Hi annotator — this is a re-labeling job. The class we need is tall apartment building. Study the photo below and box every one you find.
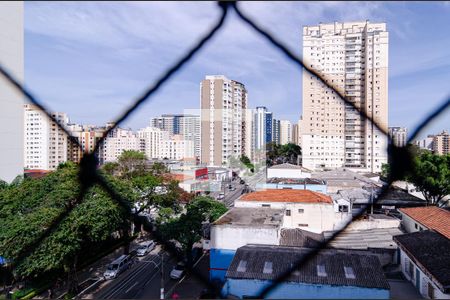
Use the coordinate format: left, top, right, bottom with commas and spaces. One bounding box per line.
137, 126, 169, 159
180, 115, 200, 159
150, 114, 183, 135
300, 21, 388, 172
388, 127, 407, 147
279, 120, 293, 145
292, 123, 299, 145
101, 127, 141, 163
272, 119, 281, 145
160, 134, 195, 160
24, 104, 68, 170
253, 106, 273, 151
200, 75, 248, 166
432, 130, 449, 155
67, 124, 106, 162
0, 2, 23, 182
413, 135, 434, 152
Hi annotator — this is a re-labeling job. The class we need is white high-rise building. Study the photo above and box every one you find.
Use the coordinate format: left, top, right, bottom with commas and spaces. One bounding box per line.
137, 126, 169, 159
253, 106, 274, 151
300, 21, 388, 172
160, 134, 194, 160
101, 127, 141, 163
200, 75, 248, 166
180, 115, 200, 159
388, 127, 407, 148
0, 2, 23, 182
24, 104, 68, 170
279, 120, 293, 145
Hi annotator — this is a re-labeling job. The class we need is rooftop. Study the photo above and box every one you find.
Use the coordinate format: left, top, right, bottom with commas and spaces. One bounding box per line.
269, 163, 311, 172
226, 245, 390, 290
324, 227, 403, 250
239, 189, 332, 204
312, 168, 381, 189
394, 231, 450, 292
399, 206, 450, 239
280, 228, 324, 248
212, 207, 283, 227
265, 177, 326, 185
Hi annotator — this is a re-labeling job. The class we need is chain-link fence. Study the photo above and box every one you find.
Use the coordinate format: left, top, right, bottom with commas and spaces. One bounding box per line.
1, 1, 449, 298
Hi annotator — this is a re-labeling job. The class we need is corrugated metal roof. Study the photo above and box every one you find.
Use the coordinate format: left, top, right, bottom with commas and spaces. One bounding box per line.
226, 245, 390, 290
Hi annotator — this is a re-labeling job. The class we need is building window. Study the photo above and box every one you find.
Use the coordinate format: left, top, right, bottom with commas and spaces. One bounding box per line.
263, 261, 273, 274
237, 260, 247, 272
262, 204, 271, 208
298, 224, 308, 227
298, 209, 304, 214
317, 265, 327, 277
286, 210, 291, 216
344, 266, 356, 279
338, 205, 349, 212
415, 223, 418, 229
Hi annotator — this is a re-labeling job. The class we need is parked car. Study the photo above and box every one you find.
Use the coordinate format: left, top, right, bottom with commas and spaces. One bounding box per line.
103, 255, 132, 279
136, 240, 156, 256
217, 193, 225, 200
170, 262, 186, 280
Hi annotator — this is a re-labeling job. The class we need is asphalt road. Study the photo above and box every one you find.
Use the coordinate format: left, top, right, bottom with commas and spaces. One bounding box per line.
93, 245, 179, 299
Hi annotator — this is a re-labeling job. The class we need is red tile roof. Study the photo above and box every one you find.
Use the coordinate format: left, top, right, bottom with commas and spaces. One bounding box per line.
399, 206, 450, 239
240, 189, 332, 204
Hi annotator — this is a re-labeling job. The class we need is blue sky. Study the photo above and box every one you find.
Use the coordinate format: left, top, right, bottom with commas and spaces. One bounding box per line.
23, 1, 449, 140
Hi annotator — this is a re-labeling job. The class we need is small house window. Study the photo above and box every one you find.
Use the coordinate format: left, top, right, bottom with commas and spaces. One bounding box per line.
298, 224, 308, 227
338, 205, 349, 212
237, 260, 247, 272
317, 265, 327, 277
286, 210, 291, 216
263, 261, 273, 274
415, 223, 418, 229
344, 266, 356, 279
298, 209, 305, 213
262, 204, 271, 208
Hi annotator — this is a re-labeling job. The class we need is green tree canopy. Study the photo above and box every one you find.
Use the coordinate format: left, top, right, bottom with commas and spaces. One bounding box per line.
116, 150, 147, 179
0, 162, 134, 286
406, 152, 450, 206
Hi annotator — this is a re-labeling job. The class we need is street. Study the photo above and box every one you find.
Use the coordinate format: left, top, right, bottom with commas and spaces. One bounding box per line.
88, 245, 179, 299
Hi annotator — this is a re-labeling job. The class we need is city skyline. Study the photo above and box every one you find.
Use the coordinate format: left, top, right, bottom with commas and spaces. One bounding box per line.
23, 2, 450, 140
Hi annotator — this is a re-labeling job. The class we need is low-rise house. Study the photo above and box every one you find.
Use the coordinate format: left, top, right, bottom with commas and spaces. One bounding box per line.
209, 207, 284, 281
312, 168, 381, 193
267, 163, 312, 179
235, 189, 335, 233
222, 245, 390, 299
256, 177, 327, 193
398, 206, 450, 238
394, 231, 450, 299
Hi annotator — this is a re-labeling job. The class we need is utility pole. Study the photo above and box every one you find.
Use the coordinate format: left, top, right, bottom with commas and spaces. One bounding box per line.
160, 253, 164, 300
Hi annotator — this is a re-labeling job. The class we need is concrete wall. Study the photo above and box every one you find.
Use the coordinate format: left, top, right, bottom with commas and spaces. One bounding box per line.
0, 2, 23, 182
210, 225, 280, 250
399, 249, 449, 299
399, 212, 427, 233
222, 278, 390, 299
346, 216, 400, 231
267, 168, 311, 179
234, 201, 335, 233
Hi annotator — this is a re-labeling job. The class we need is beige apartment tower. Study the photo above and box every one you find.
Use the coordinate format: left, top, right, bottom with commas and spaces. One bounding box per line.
299, 21, 388, 173
200, 75, 248, 166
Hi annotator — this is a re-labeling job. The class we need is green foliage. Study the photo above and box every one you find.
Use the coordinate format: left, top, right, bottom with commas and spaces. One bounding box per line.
406, 152, 450, 206
158, 197, 227, 256
0, 163, 133, 280
116, 150, 147, 179
266, 142, 301, 166
381, 163, 390, 180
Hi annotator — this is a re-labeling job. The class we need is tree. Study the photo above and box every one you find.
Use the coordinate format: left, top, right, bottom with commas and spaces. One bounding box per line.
116, 150, 147, 179
265, 142, 301, 166
0, 162, 134, 292
158, 197, 227, 265
381, 163, 390, 180
406, 152, 450, 206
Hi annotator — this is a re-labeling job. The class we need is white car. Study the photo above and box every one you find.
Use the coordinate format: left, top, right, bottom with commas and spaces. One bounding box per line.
170, 262, 186, 280
217, 193, 225, 200
104, 255, 132, 280
136, 240, 156, 256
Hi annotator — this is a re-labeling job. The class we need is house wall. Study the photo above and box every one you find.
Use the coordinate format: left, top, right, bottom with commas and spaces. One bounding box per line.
222, 278, 390, 299
267, 168, 311, 179
256, 183, 327, 193
209, 225, 280, 282
234, 201, 335, 233
399, 249, 449, 299
399, 212, 428, 233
